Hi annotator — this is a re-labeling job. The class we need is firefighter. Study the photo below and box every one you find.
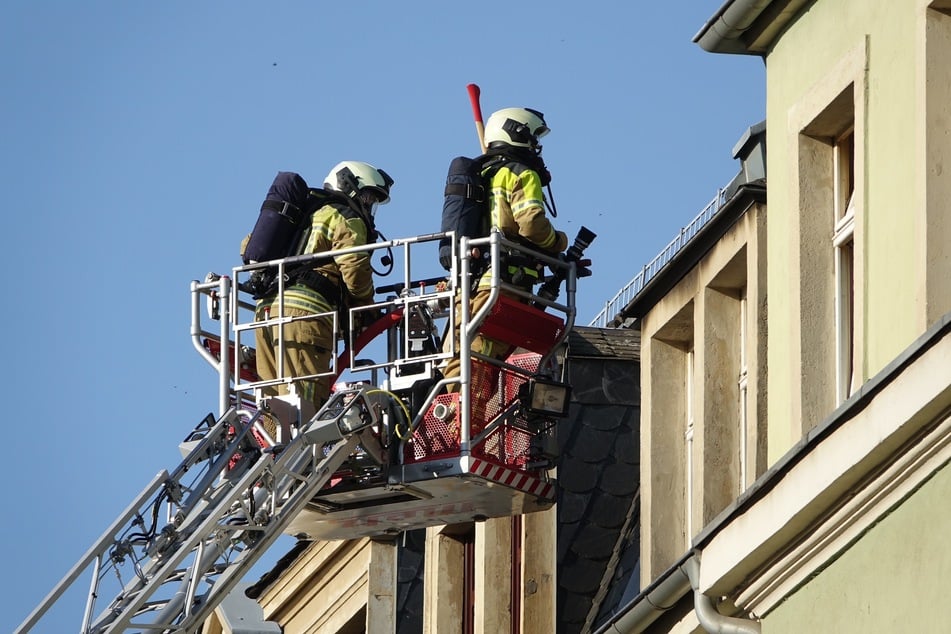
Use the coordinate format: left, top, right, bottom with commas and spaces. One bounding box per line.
252, 160, 394, 411
442, 107, 568, 407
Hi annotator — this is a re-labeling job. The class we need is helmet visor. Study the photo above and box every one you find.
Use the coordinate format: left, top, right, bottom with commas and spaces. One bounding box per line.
525, 108, 549, 140
359, 188, 388, 217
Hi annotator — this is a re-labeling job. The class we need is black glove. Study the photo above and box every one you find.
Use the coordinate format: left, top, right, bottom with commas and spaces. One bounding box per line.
552, 252, 592, 278
576, 257, 593, 278
351, 307, 386, 334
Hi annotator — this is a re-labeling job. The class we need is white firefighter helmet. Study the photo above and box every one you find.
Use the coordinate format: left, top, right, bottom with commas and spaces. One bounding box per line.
483, 107, 550, 151
324, 161, 394, 206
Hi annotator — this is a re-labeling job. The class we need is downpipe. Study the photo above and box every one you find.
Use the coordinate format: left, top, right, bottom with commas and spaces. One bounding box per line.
684, 555, 760, 634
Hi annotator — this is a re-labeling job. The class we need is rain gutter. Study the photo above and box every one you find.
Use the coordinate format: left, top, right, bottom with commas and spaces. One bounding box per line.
592, 553, 692, 633
693, 0, 814, 56
594, 553, 760, 634
693, 0, 775, 53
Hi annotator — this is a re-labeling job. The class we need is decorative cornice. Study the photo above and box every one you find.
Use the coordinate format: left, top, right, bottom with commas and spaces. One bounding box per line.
737, 410, 951, 616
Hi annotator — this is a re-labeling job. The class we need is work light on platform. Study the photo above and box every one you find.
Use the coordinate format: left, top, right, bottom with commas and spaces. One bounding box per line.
520, 377, 571, 417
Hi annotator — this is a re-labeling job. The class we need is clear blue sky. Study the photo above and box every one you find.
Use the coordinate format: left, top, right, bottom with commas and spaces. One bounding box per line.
2, 3, 763, 631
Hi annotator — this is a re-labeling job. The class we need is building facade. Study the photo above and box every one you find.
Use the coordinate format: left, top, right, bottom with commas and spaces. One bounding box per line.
597, 1, 951, 632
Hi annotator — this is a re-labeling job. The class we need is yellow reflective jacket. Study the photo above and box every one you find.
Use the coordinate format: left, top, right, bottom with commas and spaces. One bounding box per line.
243, 202, 374, 316
481, 161, 568, 288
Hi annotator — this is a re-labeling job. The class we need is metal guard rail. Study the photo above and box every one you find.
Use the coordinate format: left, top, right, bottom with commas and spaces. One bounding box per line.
588, 186, 728, 328
190, 229, 578, 424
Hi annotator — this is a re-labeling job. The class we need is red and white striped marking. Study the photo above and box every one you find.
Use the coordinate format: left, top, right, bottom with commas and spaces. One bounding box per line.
470, 459, 555, 499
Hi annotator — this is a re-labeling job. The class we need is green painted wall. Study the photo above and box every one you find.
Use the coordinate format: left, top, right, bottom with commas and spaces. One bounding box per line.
766, 461, 951, 632
860, 3, 918, 376
764, 0, 921, 463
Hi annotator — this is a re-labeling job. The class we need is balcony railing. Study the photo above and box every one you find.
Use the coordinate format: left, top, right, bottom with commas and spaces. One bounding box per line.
588, 186, 729, 328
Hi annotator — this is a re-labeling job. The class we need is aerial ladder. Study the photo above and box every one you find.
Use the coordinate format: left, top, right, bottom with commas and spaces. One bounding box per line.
16, 226, 594, 633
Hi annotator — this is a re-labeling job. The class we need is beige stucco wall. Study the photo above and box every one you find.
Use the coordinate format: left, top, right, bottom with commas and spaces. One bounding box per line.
765, 461, 951, 632
920, 5, 951, 325
640, 202, 767, 581
258, 539, 372, 632
764, 0, 927, 463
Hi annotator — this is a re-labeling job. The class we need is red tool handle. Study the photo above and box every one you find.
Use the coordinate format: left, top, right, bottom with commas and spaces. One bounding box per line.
467, 83, 487, 154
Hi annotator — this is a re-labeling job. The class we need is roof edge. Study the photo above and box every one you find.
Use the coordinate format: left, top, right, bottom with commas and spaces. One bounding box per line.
694, 0, 814, 56
693, 0, 772, 54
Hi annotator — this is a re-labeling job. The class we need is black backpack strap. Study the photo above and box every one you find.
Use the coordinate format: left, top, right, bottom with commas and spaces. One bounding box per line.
290, 268, 342, 304
260, 199, 306, 223
445, 180, 485, 201
249, 266, 342, 303
478, 155, 507, 203
443, 154, 506, 201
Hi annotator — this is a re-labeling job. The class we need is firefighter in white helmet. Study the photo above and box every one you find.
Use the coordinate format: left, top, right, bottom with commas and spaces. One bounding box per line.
480, 107, 566, 254
250, 161, 394, 411
443, 108, 568, 404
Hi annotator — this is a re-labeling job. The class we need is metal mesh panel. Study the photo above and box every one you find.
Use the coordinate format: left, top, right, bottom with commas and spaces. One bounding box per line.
472, 352, 540, 470
406, 353, 541, 469
474, 423, 533, 469
407, 353, 544, 471
410, 393, 461, 462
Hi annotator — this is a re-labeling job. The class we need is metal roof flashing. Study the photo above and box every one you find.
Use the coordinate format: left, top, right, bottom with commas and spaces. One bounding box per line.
733, 120, 766, 159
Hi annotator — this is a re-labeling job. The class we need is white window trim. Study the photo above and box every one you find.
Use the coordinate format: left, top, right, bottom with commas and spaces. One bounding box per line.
685, 349, 695, 544
738, 294, 749, 490
834, 194, 856, 404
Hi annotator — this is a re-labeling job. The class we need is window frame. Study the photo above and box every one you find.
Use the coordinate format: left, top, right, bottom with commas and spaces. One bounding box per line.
833, 128, 857, 404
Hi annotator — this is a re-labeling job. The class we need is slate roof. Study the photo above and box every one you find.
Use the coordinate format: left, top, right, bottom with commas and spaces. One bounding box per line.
395, 529, 426, 634
565, 326, 641, 360
558, 327, 641, 633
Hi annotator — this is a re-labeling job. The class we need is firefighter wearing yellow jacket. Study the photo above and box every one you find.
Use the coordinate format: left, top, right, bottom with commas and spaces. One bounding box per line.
252, 161, 393, 410
443, 108, 567, 391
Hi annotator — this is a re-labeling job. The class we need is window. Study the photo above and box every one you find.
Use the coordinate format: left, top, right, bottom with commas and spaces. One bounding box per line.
833, 129, 856, 403
797, 73, 861, 424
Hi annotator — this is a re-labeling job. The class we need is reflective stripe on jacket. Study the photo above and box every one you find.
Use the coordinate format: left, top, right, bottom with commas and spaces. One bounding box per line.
257, 202, 373, 317
480, 161, 568, 289
488, 162, 567, 252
